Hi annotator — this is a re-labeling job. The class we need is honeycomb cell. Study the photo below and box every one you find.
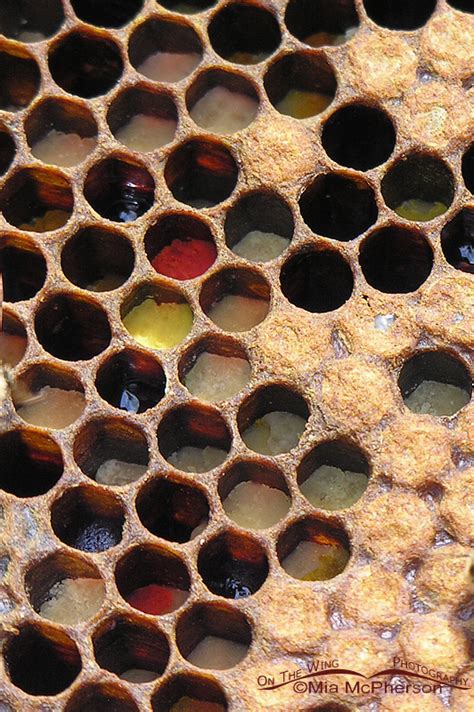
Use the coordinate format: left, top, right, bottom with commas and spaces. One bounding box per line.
35, 293, 111, 361
200, 267, 270, 332
96, 348, 166, 414
65, 683, 139, 712
4, 623, 81, 695
0, 235, 46, 302
363, 0, 436, 30
441, 208, 474, 273
165, 138, 238, 208
278, 517, 350, 581
322, 103, 396, 170
264, 52, 336, 119
0, 309, 27, 366
0, 45, 40, 111
399, 613, 469, 676
70, 0, 143, 28
49, 31, 124, 98
359, 226, 433, 293
462, 144, 474, 193
208, 3, 281, 64
159, 0, 216, 13
285, 0, 358, 47
152, 673, 227, 712
447, 0, 474, 10
440, 467, 474, 543
0, 0, 64, 41
0, 428, 63, 497
0, 125, 15, 175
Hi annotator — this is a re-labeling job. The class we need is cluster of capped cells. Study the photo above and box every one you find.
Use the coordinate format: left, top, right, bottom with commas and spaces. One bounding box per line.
0, 0, 473, 710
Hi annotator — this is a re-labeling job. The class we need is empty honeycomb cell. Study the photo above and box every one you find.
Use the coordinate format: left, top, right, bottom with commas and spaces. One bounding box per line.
299, 172, 378, 240
0, 235, 46, 302
129, 17, 202, 82
208, 3, 280, 64
362, 0, 436, 30
152, 672, 227, 712
285, 0, 358, 47
12, 362, 85, 429
71, 0, 143, 28
359, 226, 433, 293
115, 544, 190, 615
0, 309, 27, 366
447, 0, 474, 10
237, 383, 309, 455
218, 460, 291, 529
200, 267, 270, 331
145, 213, 217, 280
158, 403, 231, 472
176, 602, 251, 669
164, 138, 238, 208
108, 86, 178, 154
441, 208, 474, 273
0, 0, 64, 41
0, 428, 63, 497
0, 166, 73, 232
322, 103, 396, 170
0, 125, 15, 174
277, 517, 350, 581
61, 226, 135, 292
95, 348, 166, 414
93, 614, 169, 684
462, 143, 474, 192
297, 439, 370, 511
280, 248, 354, 313
48, 31, 124, 98
4, 623, 82, 695
25, 550, 105, 625
0, 45, 40, 111
35, 293, 111, 360
264, 52, 336, 119
398, 350, 472, 416
225, 191, 293, 262
160, 0, 216, 13
51, 485, 125, 553
136, 477, 210, 543
84, 155, 155, 223
65, 683, 139, 712
187, 69, 259, 135
381, 153, 455, 221
24, 97, 98, 168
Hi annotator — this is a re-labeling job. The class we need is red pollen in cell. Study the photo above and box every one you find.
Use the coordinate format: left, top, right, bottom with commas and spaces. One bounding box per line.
152, 238, 216, 279
125, 584, 174, 615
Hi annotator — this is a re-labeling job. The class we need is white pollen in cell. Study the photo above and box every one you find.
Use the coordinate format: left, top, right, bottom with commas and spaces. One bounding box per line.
187, 636, 247, 669
223, 481, 290, 529
16, 386, 85, 429
116, 114, 176, 152
184, 352, 251, 402
242, 411, 306, 455
300, 465, 368, 510
405, 380, 470, 416
168, 445, 227, 472
95, 459, 148, 486
32, 129, 96, 167
119, 669, 158, 683
232, 230, 290, 262
138, 51, 201, 82
190, 86, 258, 134
39, 578, 105, 624
209, 295, 269, 332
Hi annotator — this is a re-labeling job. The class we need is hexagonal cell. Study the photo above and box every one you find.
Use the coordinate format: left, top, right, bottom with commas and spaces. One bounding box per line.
297, 440, 370, 510
0, 0, 64, 41
12, 362, 85, 429
0, 166, 73, 231
462, 144, 473, 193
179, 334, 251, 403
299, 172, 377, 240
0, 45, 40, 111
165, 138, 238, 208
176, 603, 251, 669
51, 485, 125, 553
265, 52, 336, 119
399, 351, 472, 417
115, 544, 190, 615
93, 615, 169, 684
381, 154, 455, 222
277, 517, 351, 581
285, 0, 358, 47
74, 417, 149, 487
121, 284, 194, 350
200, 267, 270, 332
281, 248, 353, 313
96, 348, 166, 414
363, 0, 436, 29
225, 191, 293, 263
84, 155, 155, 223
3, 623, 81, 695
25, 550, 105, 625
218, 460, 291, 529
237, 384, 309, 456
0, 429, 63, 497
70, 0, 143, 27
48, 31, 124, 98
198, 530, 269, 598
152, 673, 227, 712
158, 403, 231, 472
25, 97, 98, 168
0, 235, 46, 302
145, 213, 217, 280
0, 125, 15, 175
322, 103, 396, 170
208, 3, 281, 64
35, 293, 111, 361
0, 309, 27, 366
441, 208, 474, 274
359, 226, 433, 293
61, 226, 135, 292
65, 683, 139, 712
129, 18, 202, 82
136, 477, 210, 543
187, 69, 259, 135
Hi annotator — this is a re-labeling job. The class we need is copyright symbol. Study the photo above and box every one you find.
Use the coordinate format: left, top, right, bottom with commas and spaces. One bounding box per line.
293, 681, 307, 694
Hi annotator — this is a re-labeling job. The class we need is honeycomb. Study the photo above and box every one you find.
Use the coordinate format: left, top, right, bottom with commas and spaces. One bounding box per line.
0, 0, 472, 710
